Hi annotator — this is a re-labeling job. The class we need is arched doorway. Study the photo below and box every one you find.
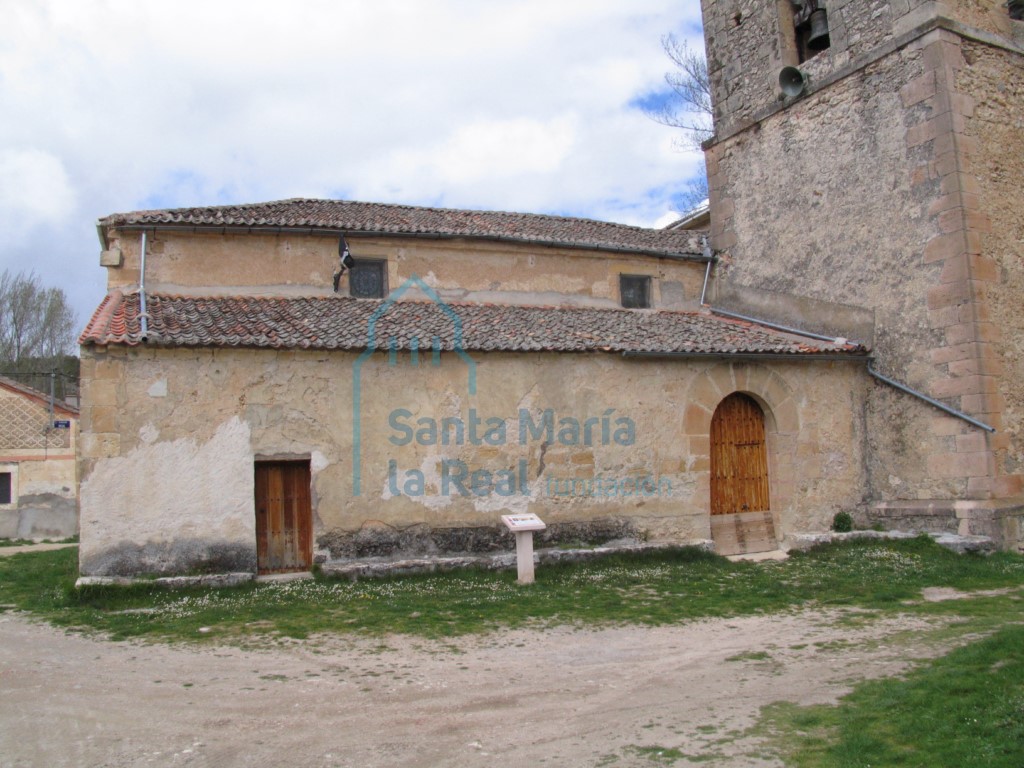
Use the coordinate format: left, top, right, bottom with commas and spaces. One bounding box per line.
709, 393, 777, 555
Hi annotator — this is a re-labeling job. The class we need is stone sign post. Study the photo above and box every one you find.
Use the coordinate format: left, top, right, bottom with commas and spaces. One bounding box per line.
501, 514, 547, 584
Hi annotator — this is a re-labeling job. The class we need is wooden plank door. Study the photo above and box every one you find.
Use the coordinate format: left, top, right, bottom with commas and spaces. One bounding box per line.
709, 393, 776, 555
255, 461, 312, 574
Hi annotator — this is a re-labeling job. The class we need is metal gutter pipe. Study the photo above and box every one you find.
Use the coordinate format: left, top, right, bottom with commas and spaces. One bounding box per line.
710, 306, 855, 345
139, 231, 149, 342
699, 235, 714, 307
621, 351, 863, 362
868, 365, 995, 433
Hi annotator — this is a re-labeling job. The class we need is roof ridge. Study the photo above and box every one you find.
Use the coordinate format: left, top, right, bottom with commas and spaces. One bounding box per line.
95, 199, 706, 260
107, 197, 675, 231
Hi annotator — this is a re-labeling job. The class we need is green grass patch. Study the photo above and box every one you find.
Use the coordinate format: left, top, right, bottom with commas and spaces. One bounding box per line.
0, 535, 78, 547
760, 622, 1024, 766
0, 535, 1023, 644
725, 650, 772, 662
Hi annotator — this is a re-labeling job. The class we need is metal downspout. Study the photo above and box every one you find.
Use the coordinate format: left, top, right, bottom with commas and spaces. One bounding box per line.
139, 231, 149, 342
710, 306, 847, 344
867, 366, 995, 433
699, 235, 713, 306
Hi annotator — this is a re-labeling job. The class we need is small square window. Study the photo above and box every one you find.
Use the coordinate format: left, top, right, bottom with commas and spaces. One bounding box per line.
0, 472, 11, 505
620, 275, 652, 309
349, 259, 387, 299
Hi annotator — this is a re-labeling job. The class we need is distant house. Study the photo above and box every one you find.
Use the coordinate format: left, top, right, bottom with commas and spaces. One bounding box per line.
0, 376, 78, 539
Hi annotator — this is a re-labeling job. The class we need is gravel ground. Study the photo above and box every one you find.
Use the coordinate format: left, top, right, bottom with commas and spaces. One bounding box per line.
0, 605, 954, 767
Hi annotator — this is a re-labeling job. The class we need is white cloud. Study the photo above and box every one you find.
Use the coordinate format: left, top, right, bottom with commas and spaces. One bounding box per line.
0, 0, 707, 324
0, 149, 77, 243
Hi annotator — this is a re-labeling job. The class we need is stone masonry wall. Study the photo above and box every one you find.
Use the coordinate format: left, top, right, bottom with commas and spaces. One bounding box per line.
78, 345, 866, 575
955, 39, 1024, 492
705, 14, 1023, 502
101, 230, 707, 311
701, 0, 1019, 141
701, 0, 939, 138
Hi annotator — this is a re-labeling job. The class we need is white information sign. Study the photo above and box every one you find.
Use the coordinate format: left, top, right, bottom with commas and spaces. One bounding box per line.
500, 513, 547, 532
501, 514, 546, 584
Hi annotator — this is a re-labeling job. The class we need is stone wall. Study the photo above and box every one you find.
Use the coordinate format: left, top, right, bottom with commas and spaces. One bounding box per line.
705, 14, 1024, 504
701, 0, 940, 138
956, 38, 1024, 490
701, 0, 1021, 141
101, 229, 707, 311
78, 345, 866, 575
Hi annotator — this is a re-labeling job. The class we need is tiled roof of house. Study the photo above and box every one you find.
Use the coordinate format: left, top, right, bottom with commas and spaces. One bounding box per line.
80, 291, 869, 358
0, 375, 79, 415
98, 198, 705, 259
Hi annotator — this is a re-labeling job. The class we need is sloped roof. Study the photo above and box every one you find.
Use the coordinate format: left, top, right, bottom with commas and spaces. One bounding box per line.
80, 291, 869, 358
0, 375, 79, 416
98, 198, 705, 260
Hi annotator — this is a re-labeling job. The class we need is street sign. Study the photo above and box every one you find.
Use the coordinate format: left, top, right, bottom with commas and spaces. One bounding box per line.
53, 420, 71, 429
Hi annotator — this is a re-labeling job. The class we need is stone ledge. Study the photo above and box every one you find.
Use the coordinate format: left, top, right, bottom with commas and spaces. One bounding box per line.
75, 572, 255, 589
785, 530, 996, 554
73, 542, 718, 588
322, 541, 715, 581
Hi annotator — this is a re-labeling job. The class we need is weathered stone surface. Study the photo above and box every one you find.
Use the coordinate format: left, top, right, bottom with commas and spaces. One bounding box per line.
703, 0, 1024, 511
79, 340, 867, 575
320, 541, 714, 581
318, 519, 644, 560
79, 539, 257, 578
784, 529, 996, 554
75, 572, 254, 589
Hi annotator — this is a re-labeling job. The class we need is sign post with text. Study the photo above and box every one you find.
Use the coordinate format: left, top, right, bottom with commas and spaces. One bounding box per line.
501, 514, 547, 584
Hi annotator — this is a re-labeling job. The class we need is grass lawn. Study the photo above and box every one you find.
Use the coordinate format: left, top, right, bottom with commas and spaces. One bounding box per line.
1, 535, 1022, 644
2, 536, 1023, 765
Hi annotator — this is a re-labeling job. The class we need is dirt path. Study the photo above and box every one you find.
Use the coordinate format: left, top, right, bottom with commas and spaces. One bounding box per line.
0, 608, 950, 767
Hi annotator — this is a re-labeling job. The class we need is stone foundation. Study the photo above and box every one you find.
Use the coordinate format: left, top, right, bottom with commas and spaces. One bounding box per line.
316, 518, 641, 561
867, 497, 1024, 553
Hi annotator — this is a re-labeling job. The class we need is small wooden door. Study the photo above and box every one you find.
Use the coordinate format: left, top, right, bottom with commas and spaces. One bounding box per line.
255, 461, 312, 574
709, 393, 776, 555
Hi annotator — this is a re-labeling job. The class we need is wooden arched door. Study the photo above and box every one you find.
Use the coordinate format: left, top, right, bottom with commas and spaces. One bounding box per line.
709, 393, 777, 555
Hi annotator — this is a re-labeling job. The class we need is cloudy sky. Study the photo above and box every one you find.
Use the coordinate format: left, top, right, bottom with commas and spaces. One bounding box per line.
0, 0, 707, 327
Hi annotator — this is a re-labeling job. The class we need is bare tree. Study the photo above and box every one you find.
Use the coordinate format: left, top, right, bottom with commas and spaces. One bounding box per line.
646, 34, 713, 150
0, 270, 77, 365
676, 174, 710, 216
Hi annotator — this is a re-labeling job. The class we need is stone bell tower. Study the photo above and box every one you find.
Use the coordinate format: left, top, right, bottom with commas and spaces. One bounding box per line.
699, 0, 1024, 543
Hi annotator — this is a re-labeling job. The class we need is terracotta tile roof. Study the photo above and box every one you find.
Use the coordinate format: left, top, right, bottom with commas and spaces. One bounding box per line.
80, 291, 869, 358
98, 198, 705, 260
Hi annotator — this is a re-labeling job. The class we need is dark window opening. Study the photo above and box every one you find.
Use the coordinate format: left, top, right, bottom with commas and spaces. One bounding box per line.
349, 259, 387, 299
794, 1, 830, 62
1010, 0, 1024, 21
620, 275, 652, 309
0, 473, 11, 505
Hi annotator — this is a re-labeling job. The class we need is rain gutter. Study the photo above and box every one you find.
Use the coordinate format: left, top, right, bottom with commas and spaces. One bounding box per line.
867, 366, 995, 433
701, 265, 995, 432
620, 351, 863, 362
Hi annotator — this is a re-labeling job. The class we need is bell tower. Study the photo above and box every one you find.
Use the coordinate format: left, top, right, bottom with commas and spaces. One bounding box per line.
700, 0, 1024, 540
